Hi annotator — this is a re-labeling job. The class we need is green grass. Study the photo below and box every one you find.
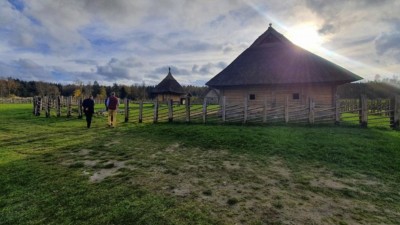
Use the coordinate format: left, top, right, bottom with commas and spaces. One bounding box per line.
1, 104, 400, 224
143, 123, 400, 180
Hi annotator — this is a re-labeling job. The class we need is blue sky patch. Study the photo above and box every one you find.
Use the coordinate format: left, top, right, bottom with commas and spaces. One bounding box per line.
7, 0, 24, 12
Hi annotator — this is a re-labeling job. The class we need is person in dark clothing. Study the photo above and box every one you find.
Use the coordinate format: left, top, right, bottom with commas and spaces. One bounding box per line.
82, 95, 95, 128
104, 98, 108, 111
106, 92, 119, 128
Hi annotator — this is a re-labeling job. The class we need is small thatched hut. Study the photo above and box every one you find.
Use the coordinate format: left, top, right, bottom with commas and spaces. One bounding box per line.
152, 68, 185, 103
206, 24, 362, 107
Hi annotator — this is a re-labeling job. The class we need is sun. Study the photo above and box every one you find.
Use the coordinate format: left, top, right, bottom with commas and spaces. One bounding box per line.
287, 24, 325, 51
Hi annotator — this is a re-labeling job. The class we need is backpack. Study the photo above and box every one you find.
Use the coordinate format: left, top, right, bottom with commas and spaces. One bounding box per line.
107, 96, 118, 110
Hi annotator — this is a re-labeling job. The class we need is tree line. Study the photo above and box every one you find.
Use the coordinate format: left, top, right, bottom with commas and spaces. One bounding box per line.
2, 76, 399, 100
0, 77, 208, 100
337, 76, 400, 99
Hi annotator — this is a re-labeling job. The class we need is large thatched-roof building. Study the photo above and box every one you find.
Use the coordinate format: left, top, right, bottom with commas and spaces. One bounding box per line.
206, 24, 362, 107
152, 68, 185, 103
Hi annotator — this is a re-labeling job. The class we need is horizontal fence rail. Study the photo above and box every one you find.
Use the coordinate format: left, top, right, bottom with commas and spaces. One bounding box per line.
0, 97, 33, 104
29, 95, 400, 129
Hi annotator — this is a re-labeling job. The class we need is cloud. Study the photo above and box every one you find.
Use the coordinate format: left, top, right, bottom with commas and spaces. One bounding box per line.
97, 58, 130, 79
373, 17, 400, 63
70, 59, 98, 65
318, 23, 336, 35
0, 58, 52, 81
192, 62, 227, 75
95, 57, 144, 82
174, 40, 219, 53
120, 57, 144, 68
375, 32, 400, 62
304, 0, 399, 37
1, 0, 400, 85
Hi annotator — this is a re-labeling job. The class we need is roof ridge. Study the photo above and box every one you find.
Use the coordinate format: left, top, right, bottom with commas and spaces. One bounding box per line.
249, 26, 292, 48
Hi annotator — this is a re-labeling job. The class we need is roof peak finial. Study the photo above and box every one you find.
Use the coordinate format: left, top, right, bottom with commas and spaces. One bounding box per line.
269, 23, 272, 28
169, 67, 171, 73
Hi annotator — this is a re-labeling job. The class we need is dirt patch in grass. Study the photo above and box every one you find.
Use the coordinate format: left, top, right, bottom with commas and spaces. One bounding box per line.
103, 140, 121, 147
61, 143, 396, 224
310, 177, 354, 190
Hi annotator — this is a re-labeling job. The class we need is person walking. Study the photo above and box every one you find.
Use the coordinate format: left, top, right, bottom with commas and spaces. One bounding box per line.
106, 92, 119, 128
82, 95, 95, 128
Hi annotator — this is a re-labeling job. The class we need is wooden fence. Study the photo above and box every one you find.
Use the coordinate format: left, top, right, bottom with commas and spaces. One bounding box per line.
32, 95, 400, 129
0, 97, 33, 104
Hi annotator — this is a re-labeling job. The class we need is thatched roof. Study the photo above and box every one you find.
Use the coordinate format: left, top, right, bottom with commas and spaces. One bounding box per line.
152, 68, 185, 94
206, 25, 362, 88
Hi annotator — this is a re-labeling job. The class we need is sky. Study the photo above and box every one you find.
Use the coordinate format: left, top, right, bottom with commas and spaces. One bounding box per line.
1, 0, 400, 86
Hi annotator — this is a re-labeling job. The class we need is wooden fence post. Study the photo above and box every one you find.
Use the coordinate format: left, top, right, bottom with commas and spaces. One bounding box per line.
202, 98, 207, 124
308, 97, 315, 124
359, 95, 368, 127
45, 96, 51, 118
243, 96, 248, 124
39, 96, 44, 112
335, 94, 340, 125
35, 96, 41, 116
40, 96, 44, 111
124, 98, 129, 122
56, 96, 61, 117
263, 97, 267, 123
67, 96, 72, 117
139, 101, 143, 123
222, 96, 226, 123
390, 95, 400, 129
32, 96, 36, 114
186, 96, 191, 123
78, 98, 83, 119
168, 99, 173, 122
285, 95, 289, 123
153, 100, 158, 123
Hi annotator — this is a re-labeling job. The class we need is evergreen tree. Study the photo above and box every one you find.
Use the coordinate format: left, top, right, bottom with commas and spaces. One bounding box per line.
92, 81, 101, 97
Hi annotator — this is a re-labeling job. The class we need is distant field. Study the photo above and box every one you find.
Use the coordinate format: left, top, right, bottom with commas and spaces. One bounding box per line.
1, 104, 400, 224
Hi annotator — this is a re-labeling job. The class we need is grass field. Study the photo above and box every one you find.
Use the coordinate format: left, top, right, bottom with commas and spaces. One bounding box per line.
1, 104, 400, 225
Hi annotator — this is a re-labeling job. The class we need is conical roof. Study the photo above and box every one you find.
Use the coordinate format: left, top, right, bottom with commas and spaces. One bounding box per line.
152, 68, 185, 94
206, 25, 362, 88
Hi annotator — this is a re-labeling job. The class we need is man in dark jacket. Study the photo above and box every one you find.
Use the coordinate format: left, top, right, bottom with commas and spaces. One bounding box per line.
82, 95, 95, 128
106, 92, 119, 128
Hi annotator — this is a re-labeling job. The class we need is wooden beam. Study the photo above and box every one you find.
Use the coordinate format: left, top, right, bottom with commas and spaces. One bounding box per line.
243, 96, 248, 124
309, 97, 315, 124
222, 96, 226, 123
186, 96, 191, 123
202, 98, 207, 124
285, 95, 289, 123
67, 96, 72, 118
78, 98, 83, 119
391, 95, 400, 129
263, 97, 267, 123
153, 100, 158, 123
335, 94, 340, 125
168, 99, 173, 122
139, 101, 143, 123
359, 95, 368, 127
56, 96, 61, 117
124, 98, 129, 122
45, 96, 51, 118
